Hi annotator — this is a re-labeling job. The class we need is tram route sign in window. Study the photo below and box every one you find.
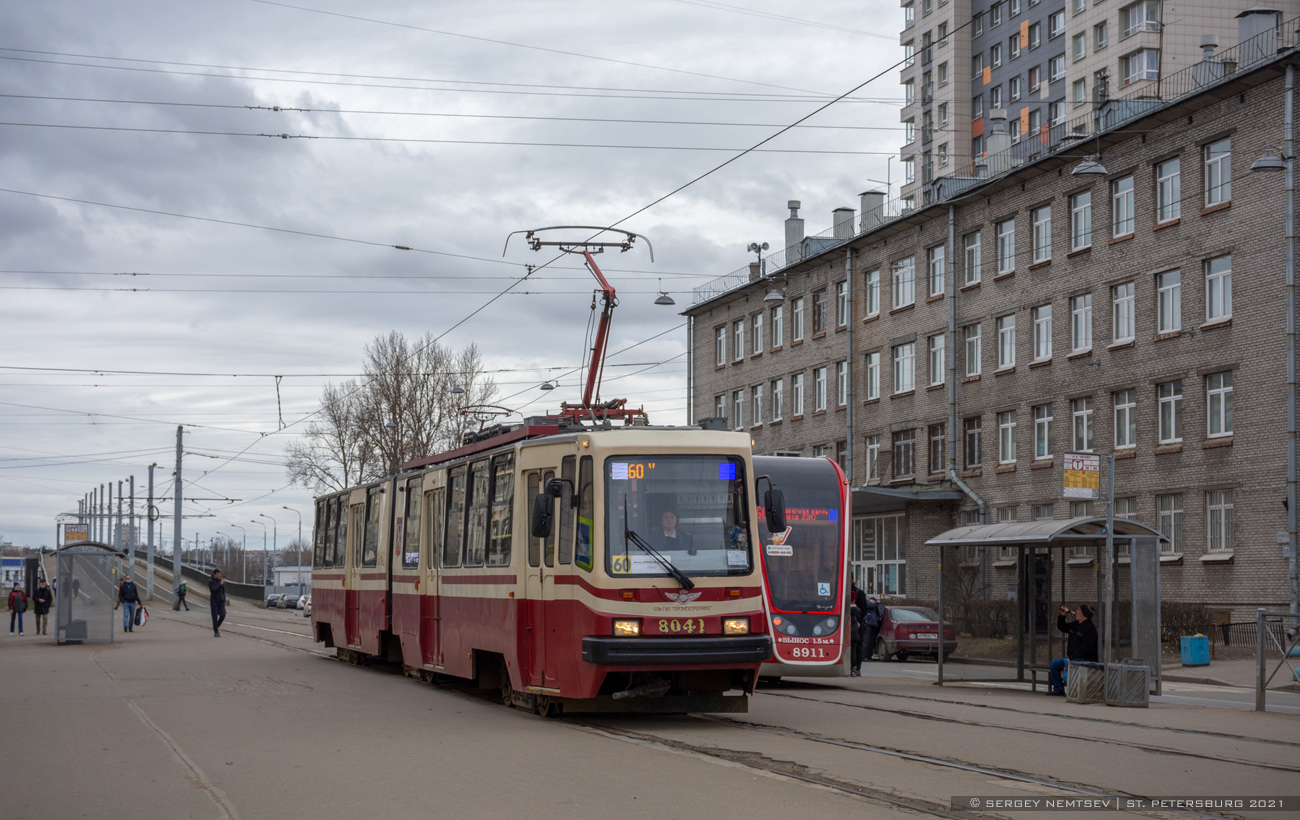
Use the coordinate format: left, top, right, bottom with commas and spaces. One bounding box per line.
1062, 451, 1100, 500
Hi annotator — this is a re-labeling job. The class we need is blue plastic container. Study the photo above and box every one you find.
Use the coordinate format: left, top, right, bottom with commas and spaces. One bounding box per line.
1180, 635, 1210, 667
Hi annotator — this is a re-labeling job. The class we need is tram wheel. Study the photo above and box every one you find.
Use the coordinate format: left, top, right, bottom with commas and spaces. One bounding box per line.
501, 673, 515, 707
535, 695, 561, 718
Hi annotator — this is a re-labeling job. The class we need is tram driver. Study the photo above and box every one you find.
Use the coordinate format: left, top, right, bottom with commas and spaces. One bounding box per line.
652, 509, 696, 555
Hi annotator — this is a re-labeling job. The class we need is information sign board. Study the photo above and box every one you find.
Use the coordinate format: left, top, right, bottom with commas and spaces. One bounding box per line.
1063, 452, 1101, 499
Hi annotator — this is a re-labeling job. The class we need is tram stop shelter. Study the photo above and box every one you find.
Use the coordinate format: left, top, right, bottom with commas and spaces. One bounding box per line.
55, 541, 128, 645
924, 518, 1166, 694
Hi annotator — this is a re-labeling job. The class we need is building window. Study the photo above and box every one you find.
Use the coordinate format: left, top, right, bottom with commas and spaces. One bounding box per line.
1049, 54, 1065, 81
1011, 0, 1021, 15
1158, 380, 1182, 443
1157, 270, 1181, 333
1072, 78, 1087, 106
938, 142, 949, 167
1112, 175, 1135, 236
812, 290, 827, 335
733, 320, 744, 361
893, 430, 916, 478
1206, 371, 1233, 437
865, 270, 880, 317
929, 334, 946, 386
1121, 48, 1159, 85
752, 384, 764, 425
1010, 76, 1022, 101
1112, 282, 1135, 343
1206, 490, 1234, 552
991, 3, 1002, 26
905, 157, 916, 184
964, 417, 982, 466
792, 372, 804, 415
1034, 403, 1053, 458
928, 245, 945, 296
973, 93, 984, 119
964, 231, 981, 285
792, 296, 804, 340
865, 351, 880, 400
814, 366, 828, 412
1032, 504, 1053, 521
714, 326, 725, 366
1204, 138, 1231, 206
991, 85, 1003, 108
1031, 205, 1052, 263
837, 361, 849, 406
1070, 193, 1092, 251
715, 395, 726, 424
772, 379, 783, 421
893, 343, 916, 393
904, 40, 915, 67
750, 313, 763, 355
1070, 503, 1094, 556
1032, 304, 1052, 360
1157, 493, 1183, 554
964, 323, 982, 376
771, 304, 783, 347
938, 62, 949, 86
893, 257, 916, 308
1155, 157, 1180, 223
733, 390, 744, 430
922, 424, 944, 474
1029, 65, 1040, 92
1049, 11, 1064, 38
1029, 22, 1041, 49
905, 80, 915, 106
1205, 255, 1232, 321
998, 410, 1018, 463
1071, 294, 1092, 351
1113, 388, 1136, 449
836, 280, 849, 327
1094, 21, 1108, 49
974, 12, 984, 36
904, 1, 914, 26
905, 118, 916, 145
1120, 0, 1160, 37
991, 42, 1003, 68
1072, 32, 1086, 61
1071, 397, 1094, 451
1050, 100, 1065, 125
996, 218, 1015, 274
1010, 34, 1022, 60
939, 20, 949, 41
997, 314, 1016, 369
866, 435, 880, 480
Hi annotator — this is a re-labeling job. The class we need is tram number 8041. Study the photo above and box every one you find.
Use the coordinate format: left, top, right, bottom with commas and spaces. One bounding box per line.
657, 618, 705, 634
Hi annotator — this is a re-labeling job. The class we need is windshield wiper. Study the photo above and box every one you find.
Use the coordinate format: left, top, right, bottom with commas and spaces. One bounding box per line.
623, 505, 695, 590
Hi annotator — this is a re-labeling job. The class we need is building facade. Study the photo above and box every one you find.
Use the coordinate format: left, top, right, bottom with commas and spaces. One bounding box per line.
690, 43, 1298, 620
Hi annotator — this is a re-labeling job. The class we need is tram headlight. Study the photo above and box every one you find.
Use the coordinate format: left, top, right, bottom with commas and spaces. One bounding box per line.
812, 616, 839, 636
723, 617, 750, 635
613, 619, 641, 637
771, 616, 799, 636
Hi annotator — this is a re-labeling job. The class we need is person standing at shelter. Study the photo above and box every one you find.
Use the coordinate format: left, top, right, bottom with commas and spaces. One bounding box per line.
118, 574, 141, 633
9, 582, 28, 635
209, 569, 227, 637
33, 578, 53, 636
1048, 603, 1099, 696
862, 595, 883, 661
174, 579, 190, 611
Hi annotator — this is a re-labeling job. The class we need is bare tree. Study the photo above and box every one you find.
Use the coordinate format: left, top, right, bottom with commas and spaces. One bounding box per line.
286, 333, 496, 492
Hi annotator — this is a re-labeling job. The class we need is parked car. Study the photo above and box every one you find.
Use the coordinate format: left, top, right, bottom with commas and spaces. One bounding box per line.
297, 594, 310, 611
302, 597, 311, 617
876, 606, 958, 661
279, 594, 300, 609
265, 593, 283, 608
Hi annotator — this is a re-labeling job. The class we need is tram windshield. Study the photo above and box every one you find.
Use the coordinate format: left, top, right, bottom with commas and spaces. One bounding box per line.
604, 455, 753, 578
755, 458, 844, 613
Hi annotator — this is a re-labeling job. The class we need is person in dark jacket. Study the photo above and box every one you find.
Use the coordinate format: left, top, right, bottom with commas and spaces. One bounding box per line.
849, 596, 864, 676
1048, 603, 1099, 695
33, 578, 53, 636
209, 569, 227, 637
118, 574, 141, 633
9, 582, 27, 635
173, 580, 190, 611
862, 595, 883, 661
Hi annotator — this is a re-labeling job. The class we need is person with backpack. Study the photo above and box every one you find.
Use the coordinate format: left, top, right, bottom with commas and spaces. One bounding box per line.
174, 580, 190, 611
118, 574, 141, 633
8, 582, 28, 635
862, 595, 884, 662
33, 579, 53, 635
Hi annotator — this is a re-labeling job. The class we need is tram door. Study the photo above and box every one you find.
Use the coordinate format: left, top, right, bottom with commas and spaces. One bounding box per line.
523, 469, 557, 687
422, 486, 445, 667
345, 502, 363, 647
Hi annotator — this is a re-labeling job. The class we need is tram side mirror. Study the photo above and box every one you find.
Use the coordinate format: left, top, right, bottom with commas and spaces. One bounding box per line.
764, 488, 787, 533
531, 493, 554, 539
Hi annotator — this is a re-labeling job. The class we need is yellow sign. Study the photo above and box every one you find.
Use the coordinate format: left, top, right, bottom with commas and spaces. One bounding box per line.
64, 525, 88, 543
1063, 452, 1101, 499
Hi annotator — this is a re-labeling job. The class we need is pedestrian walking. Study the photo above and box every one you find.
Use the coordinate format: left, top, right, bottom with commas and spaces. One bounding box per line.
118, 574, 141, 633
849, 593, 864, 676
209, 569, 227, 637
173, 580, 190, 611
1047, 603, 1099, 696
33, 578, 53, 636
8, 582, 28, 635
862, 595, 883, 661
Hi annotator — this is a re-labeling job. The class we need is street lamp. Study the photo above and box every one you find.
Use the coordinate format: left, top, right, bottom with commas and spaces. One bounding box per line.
282, 506, 304, 596
230, 523, 247, 583
251, 519, 267, 588
259, 513, 278, 590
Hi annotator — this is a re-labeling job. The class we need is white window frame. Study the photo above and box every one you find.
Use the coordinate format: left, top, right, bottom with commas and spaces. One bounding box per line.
865, 352, 880, 400
893, 257, 916, 308
964, 324, 982, 376
1049, 54, 1065, 81
1032, 304, 1052, 361
1071, 397, 1094, 451
714, 394, 726, 422
965, 417, 983, 466
996, 314, 1016, 369
733, 390, 744, 430
837, 361, 849, 406
792, 297, 805, 341
752, 384, 764, 425
996, 219, 1016, 275
893, 430, 916, 478
1071, 188, 1094, 249
1049, 10, 1064, 38
1157, 270, 1181, 333
865, 270, 881, 317
866, 435, 881, 480
1156, 157, 1181, 223
1206, 371, 1233, 438
1072, 78, 1087, 106
964, 232, 982, 285
771, 304, 783, 348
814, 366, 828, 412
1157, 493, 1183, 554
893, 343, 916, 394
1071, 294, 1092, 351
792, 372, 805, 416
1032, 205, 1052, 263
1033, 403, 1053, 458
772, 379, 784, 421
1158, 380, 1182, 444
733, 320, 745, 361
928, 245, 945, 297
1113, 388, 1136, 449
928, 334, 946, 386
1206, 490, 1234, 552
1205, 255, 1232, 321
1111, 282, 1135, 343
998, 410, 1018, 463
1111, 175, 1135, 237
836, 280, 849, 327
1204, 138, 1231, 206
1072, 32, 1086, 62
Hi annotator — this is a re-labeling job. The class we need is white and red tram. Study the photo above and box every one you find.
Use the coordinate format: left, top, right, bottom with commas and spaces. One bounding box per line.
310, 421, 784, 714
754, 455, 851, 678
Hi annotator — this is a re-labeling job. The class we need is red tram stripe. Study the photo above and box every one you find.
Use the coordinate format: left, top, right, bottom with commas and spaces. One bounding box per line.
440, 574, 517, 585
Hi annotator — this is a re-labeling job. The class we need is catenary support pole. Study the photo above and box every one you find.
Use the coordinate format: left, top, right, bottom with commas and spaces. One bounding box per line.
147, 463, 156, 600
1284, 64, 1297, 629
172, 426, 183, 584
1104, 453, 1115, 668
128, 475, 135, 559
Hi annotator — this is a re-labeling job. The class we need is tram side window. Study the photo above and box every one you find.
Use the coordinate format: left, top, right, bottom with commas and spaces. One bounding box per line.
362, 486, 382, 567
333, 498, 348, 567
324, 499, 338, 568
349, 504, 363, 567
527, 473, 541, 568
313, 501, 327, 568
464, 459, 491, 567
576, 455, 594, 571
426, 488, 444, 565
558, 456, 576, 565
444, 466, 467, 567
486, 453, 515, 567
543, 470, 556, 567
403, 476, 423, 569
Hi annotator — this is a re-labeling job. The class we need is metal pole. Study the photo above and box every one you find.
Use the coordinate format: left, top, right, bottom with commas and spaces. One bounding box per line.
1256, 608, 1267, 711
284, 506, 303, 596
172, 426, 183, 584
128, 476, 136, 558
147, 464, 155, 599
1284, 64, 1298, 629
1103, 452, 1115, 668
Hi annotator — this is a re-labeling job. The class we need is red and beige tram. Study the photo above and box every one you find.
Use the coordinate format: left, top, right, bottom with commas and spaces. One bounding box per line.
754, 455, 851, 678
309, 420, 784, 714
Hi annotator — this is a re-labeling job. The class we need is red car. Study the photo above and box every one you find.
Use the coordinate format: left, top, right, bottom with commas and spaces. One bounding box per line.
875, 606, 957, 661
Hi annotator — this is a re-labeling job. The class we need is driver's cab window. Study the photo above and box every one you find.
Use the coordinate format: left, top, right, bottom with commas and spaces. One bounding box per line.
558, 457, 576, 565
576, 456, 594, 571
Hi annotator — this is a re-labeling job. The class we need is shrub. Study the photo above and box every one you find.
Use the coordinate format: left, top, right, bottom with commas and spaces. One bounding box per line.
1161, 601, 1213, 644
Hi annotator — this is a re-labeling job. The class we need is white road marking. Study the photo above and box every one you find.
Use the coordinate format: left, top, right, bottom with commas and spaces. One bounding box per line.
230, 622, 312, 639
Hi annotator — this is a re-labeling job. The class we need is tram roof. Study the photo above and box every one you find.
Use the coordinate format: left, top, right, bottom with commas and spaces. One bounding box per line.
925, 517, 1167, 547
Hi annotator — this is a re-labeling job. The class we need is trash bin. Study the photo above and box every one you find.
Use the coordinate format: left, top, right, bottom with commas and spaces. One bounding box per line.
1179, 634, 1209, 667
1105, 659, 1150, 708
1066, 661, 1105, 704
62, 619, 87, 644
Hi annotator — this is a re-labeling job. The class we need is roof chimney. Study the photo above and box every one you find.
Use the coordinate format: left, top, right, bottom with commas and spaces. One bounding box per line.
859, 190, 886, 232
784, 200, 804, 250
1200, 34, 1219, 60
832, 207, 855, 239
984, 109, 1011, 175
1237, 8, 1281, 63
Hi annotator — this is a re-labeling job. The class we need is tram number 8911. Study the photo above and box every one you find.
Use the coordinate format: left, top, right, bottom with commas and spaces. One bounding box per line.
657, 618, 705, 634
787, 646, 829, 659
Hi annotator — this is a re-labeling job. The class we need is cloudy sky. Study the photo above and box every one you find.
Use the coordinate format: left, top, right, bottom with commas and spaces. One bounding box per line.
1, 0, 904, 549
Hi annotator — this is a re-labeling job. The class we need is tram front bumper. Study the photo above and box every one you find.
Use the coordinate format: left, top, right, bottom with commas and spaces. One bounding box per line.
582, 635, 772, 666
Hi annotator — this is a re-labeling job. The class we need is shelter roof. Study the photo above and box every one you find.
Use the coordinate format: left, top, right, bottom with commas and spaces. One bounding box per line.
925, 517, 1167, 547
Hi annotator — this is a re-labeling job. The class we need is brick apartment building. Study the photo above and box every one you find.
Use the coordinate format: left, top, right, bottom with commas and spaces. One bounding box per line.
686, 27, 1298, 619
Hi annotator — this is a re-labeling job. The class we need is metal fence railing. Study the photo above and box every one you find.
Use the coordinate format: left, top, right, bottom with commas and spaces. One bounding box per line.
1253, 610, 1300, 712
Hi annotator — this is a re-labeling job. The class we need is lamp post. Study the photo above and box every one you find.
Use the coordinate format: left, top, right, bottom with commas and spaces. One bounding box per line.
283, 506, 303, 596
251, 519, 267, 589
259, 513, 278, 590
230, 524, 247, 583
